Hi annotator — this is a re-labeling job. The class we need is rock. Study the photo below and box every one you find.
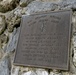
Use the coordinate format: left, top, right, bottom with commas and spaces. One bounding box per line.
0, 57, 10, 75
69, 39, 76, 74
7, 16, 20, 32
35, 0, 76, 10
50, 72, 62, 75
21, 71, 36, 75
73, 47, 76, 66
35, 69, 48, 75
4, 27, 20, 52
5, 10, 15, 32
14, 6, 26, 17
70, 61, 76, 74
0, 49, 4, 59
58, 0, 76, 9
36, 0, 61, 2
70, 15, 76, 74
11, 66, 49, 75
25, 1, 58, 15
0, 0, 19, 13
72, 35, 76, 67
0, 33, 8, 49
6, 14, 20, 32
62, 72, 69, 75
72, 12, 76, 33
20, 67, 31, 73
49, 70, 62, 75
11, 65, 36, 75
11, 65, 20, 75
25, 0, 76, 13
0, 15, 6, 35
20, 0, 35, 7
5, 6, 25, 32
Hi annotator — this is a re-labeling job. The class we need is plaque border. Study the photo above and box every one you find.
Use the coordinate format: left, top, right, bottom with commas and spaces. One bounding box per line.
13, 9, 72, 70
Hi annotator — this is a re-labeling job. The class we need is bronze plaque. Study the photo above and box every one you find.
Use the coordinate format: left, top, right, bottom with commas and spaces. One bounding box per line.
14, 10, 72, 70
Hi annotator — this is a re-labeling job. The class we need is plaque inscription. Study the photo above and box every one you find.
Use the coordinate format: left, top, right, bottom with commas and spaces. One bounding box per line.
14, 10, 72, 70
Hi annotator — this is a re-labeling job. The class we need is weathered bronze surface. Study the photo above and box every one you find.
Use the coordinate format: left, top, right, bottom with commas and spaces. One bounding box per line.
14, 10, 72, 70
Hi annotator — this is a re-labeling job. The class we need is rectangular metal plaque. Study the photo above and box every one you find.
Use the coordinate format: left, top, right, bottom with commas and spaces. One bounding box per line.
14, 10, 72, 70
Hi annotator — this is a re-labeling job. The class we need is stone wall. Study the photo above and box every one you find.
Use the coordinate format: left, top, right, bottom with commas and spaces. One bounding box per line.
0, 0, 76, 75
